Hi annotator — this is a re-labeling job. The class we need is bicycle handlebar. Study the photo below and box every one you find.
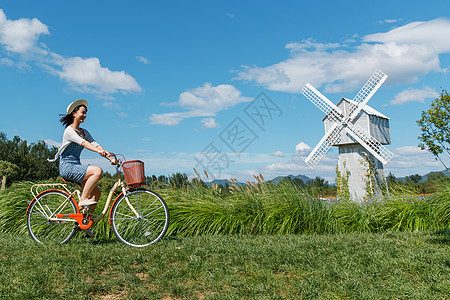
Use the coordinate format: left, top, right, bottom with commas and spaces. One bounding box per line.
108, 153, 125, 166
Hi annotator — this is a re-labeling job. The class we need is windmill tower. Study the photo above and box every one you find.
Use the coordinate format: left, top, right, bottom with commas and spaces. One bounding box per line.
301, 70, 394, 201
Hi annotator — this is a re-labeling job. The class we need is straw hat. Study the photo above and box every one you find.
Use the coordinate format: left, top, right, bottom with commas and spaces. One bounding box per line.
66, 99, 88, 114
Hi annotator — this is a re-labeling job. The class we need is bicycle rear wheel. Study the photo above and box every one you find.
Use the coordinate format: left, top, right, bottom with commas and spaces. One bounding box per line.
111, 188, 169, 247
27, 190, 78, 244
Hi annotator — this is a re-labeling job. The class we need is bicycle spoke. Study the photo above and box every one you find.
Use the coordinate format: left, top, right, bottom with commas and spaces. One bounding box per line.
142, 205, 164, 219
114, 211, 135, 219
111, 189, 169, 247
27, 191, 77, 245
138, 198, 159, 216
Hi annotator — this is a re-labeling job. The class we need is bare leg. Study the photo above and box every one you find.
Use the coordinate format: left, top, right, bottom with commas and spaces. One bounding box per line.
79, 166, 102, 237
87, 185, 101, 214
81, 166, 102, 203
89, 185, 101, 202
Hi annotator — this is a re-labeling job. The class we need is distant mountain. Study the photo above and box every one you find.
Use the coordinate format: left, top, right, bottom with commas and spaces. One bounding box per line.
205, 169, 448, 187
421, 169, 450, 181
206, 174, 314, 186
269, 174, 313, 185
395, 169, 449, 182
206, 179, 246, 186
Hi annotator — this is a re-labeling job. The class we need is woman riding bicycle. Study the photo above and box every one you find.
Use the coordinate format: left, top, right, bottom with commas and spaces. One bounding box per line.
49, 99, 113, 217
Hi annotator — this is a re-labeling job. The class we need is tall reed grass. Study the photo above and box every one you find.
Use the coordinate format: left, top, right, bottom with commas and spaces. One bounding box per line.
0, 179, 449, 238
165, 179, 450, 236
0, 181, 114, 239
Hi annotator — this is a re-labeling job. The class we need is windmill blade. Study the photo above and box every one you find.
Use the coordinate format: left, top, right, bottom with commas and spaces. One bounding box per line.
349, 70, 388, 120
301, 83, 343, 117
344, 123, 394, 165
305, 122, 342, 168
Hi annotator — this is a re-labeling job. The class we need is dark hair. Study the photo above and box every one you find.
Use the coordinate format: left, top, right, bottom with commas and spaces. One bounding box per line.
59, 105, 87, 128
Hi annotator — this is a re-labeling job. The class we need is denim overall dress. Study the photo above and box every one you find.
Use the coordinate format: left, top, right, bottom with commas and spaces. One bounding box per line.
59, 142, 89, 184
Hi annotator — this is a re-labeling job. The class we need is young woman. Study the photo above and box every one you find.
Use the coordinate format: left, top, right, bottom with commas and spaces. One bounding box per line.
49, 99, 113, 216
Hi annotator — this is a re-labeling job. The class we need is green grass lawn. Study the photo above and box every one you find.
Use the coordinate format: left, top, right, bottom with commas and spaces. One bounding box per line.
1, 231, 449, 299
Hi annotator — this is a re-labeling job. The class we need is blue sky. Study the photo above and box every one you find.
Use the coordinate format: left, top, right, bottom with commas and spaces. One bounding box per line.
1, 0, 449, 182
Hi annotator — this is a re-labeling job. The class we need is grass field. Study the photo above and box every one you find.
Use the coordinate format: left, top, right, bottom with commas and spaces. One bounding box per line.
0, 180, 449, 298
1, 230, 449, 299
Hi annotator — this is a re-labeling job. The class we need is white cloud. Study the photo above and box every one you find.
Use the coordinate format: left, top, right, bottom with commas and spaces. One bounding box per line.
394, 146, 426, 155
265, 161, 302, 172
377, 19, 400, 24
224, 12, 235, 19
178, 83, 252, 113
391, 87, 438, 105
385, 145, 449, 176
117, 112, 128, 118
258, 143, 448, 182
262, 156, 337, 182
136, 56, 151, 64
285, 39, 340, 53
0, 9, 49, 54
150, 113, 182, 126
50, 56, 142, 95
364, 18, 450, 53
236, 18, 450, 94
151, 83, 252, 126
0, 57, 13, 66
201, 117, 220, 129
252, 144, 339, 182
271, 150, 285, 157
0, 9, 141, 98
295, 142, 312, 154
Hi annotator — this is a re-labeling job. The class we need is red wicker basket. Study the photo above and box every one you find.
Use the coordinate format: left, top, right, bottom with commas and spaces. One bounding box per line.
122, 160, 145, 187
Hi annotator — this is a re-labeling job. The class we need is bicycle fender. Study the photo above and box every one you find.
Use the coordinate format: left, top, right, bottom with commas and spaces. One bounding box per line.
108, 187, 144, 225
26, 189, 76, 215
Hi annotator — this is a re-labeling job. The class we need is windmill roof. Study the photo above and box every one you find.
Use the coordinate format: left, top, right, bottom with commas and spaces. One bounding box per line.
340, 98, 390, 119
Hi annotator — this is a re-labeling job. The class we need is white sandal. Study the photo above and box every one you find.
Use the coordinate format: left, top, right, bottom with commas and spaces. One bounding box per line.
78, 199, 97, 206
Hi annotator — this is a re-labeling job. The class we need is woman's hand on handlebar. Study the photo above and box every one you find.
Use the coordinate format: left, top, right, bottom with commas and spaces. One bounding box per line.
98, 149, 119, 165
98, 150, 109, 157
107, 153, 119, 165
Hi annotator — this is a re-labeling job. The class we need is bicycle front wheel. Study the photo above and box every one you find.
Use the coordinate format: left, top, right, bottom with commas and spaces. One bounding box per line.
27, 190, 78, 244
111, 188, 169, 247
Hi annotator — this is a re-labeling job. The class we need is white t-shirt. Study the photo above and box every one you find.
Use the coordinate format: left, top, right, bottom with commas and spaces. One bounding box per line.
48, 127, 99, 162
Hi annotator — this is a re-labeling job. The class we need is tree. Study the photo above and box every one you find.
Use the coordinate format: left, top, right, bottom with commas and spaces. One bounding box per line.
169, 172, 189, 189
157, 175, 168, 184
405, 174, 422, 184
292, 177, 306, 188
0, 132, 59, 182
0, 160, 20, 185
306, 176, 328, 189
427, 172, 445, 181
417, 90, 450, 171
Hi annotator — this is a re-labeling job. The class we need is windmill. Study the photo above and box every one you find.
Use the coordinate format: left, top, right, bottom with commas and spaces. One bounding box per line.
301, 70, 394, 201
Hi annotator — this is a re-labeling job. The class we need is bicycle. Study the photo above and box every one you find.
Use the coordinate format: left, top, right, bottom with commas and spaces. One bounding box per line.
26, 154, 170, 247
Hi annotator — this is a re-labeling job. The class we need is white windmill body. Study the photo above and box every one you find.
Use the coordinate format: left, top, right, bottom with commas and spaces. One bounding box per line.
301, 70, 394, 202
324, 98, 391, 200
